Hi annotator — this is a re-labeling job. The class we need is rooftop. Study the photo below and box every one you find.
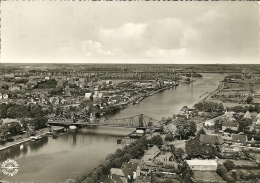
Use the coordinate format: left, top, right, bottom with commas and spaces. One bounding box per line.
200, 134, 224, 145
232, 134, 248, 143
144, 145, 160, 156
186, 159, 217, 166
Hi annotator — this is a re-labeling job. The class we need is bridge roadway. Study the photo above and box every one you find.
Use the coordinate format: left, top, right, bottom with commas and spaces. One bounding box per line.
48, 121, 160, 130
47, 114, 160, 130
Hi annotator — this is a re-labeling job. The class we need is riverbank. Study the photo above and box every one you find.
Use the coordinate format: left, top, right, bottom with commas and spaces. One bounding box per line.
0, 127, 50, 151
194, 81, 225, 106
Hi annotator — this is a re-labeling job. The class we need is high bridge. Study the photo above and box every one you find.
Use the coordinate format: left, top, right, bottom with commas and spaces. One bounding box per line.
48, 114, 160, 130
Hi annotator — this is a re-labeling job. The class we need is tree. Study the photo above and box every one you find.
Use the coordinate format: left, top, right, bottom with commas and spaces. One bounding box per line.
243, 105, 249, 113
216, 164, 228, 179
197, 127, 206, 136
246, 96, 253, 104
248, 105, 255, 112
170, 144, 175, 154
164, 134, 174, 142
175, 148, 184, 159
223, 160, 235, 172
232, 106, 244, 113
255, 104, 260, 113
194, 102, 204, 111
176, 120, 197, 139
163, 123, 177, 134
149, 135, 163, 146
1, 84, 9, 90
218, 103, 225, 112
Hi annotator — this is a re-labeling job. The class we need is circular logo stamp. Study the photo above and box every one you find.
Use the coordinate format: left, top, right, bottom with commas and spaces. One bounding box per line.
1, 158, 19, 176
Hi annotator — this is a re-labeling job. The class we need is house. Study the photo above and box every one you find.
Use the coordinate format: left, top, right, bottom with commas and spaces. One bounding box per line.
49, 97, 60, 106
186, 159, 218, 171
106, 80, 112, 85
221, 146, 242, 154
200, 134, 224, 146
243, 111, 252, 119
156, 152, 173, 162
9, 85, 21, 91
4, 73, 15, 78
232, 134, 248, 146
179, 106, 189, 115
44, 76, 50, 80
109, 168, 127, 183
142, 145, 160, 161
142, 161, 158, 171
256, 113, 260, 120
121, 162, 140, 180
2, 94, 8, 99
222, 121, 239, 131
84, 93, 92, 99
101, 175, 126, 183
2, 118, 22, 127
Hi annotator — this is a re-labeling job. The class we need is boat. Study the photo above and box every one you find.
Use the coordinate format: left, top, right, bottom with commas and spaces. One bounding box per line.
69, 125, 78, 132
52, 133, 58, 139
46, 131, 55, 136
30, 135, 42, 141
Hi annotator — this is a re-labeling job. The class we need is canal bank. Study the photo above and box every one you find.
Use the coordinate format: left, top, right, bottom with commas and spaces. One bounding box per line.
0, 73, 224, 182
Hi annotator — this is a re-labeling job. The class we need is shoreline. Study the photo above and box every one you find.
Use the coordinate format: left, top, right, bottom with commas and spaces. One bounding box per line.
0, 138, 30, 151
194, 81, 225, 106
0, 127, 50, 152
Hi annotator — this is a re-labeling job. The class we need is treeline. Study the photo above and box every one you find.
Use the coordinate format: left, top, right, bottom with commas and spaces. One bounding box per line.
0, 103, 46, 119
230, 104, 260, 113
194, 102, 224, 113
14, 78, 29, 84
36, 79, 57, 89
0, 117, 48, 137
74, 135, 163, 183
185, 136, 218, 159
175, 119, 197, 140
185, 73, 202, 78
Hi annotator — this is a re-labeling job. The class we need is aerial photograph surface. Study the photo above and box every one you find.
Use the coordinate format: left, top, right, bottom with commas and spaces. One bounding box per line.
0, 1, 260, 183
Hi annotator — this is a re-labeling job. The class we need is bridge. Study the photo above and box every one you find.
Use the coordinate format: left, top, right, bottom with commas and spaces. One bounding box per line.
48, 114, 160, 130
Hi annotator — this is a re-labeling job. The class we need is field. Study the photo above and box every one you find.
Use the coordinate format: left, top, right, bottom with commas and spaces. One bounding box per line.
193, 171, 224, 182
208, 78, 260, 107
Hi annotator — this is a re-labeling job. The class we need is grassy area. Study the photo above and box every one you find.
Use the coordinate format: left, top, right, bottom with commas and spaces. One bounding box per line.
209, 78, 260, 105
193, 171, 224, 182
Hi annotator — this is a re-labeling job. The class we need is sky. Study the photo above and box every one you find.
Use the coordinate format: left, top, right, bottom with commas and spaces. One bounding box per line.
1, 1, 259, 64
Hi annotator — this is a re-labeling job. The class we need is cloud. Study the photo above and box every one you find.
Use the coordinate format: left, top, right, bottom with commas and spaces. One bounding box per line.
1, 2, 258, 64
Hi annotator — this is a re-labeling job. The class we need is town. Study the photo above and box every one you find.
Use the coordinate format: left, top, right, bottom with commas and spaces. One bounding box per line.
0, 64, 260, 183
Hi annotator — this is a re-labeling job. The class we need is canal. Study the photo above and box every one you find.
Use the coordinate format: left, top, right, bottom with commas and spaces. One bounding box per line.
0, 73, 224, 182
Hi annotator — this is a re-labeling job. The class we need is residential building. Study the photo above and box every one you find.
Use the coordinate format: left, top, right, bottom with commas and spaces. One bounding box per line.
179, 106, 189, 115
49, 97, 60, 106
4, 73, 15, 78
9, 85, 21, 91
121, 162, 140, 180
221, 146, 242, 153
243, 111, 252, 119
186, 159, 218, 171
142, 145, 160, 162
199, 134, 224, 146
84, 93, 92, 100
232, 134, 248, 146
222, 121, 239, 131
2, 118, 22, 127
2, 94, 8, 99
156, 152, 173, 162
